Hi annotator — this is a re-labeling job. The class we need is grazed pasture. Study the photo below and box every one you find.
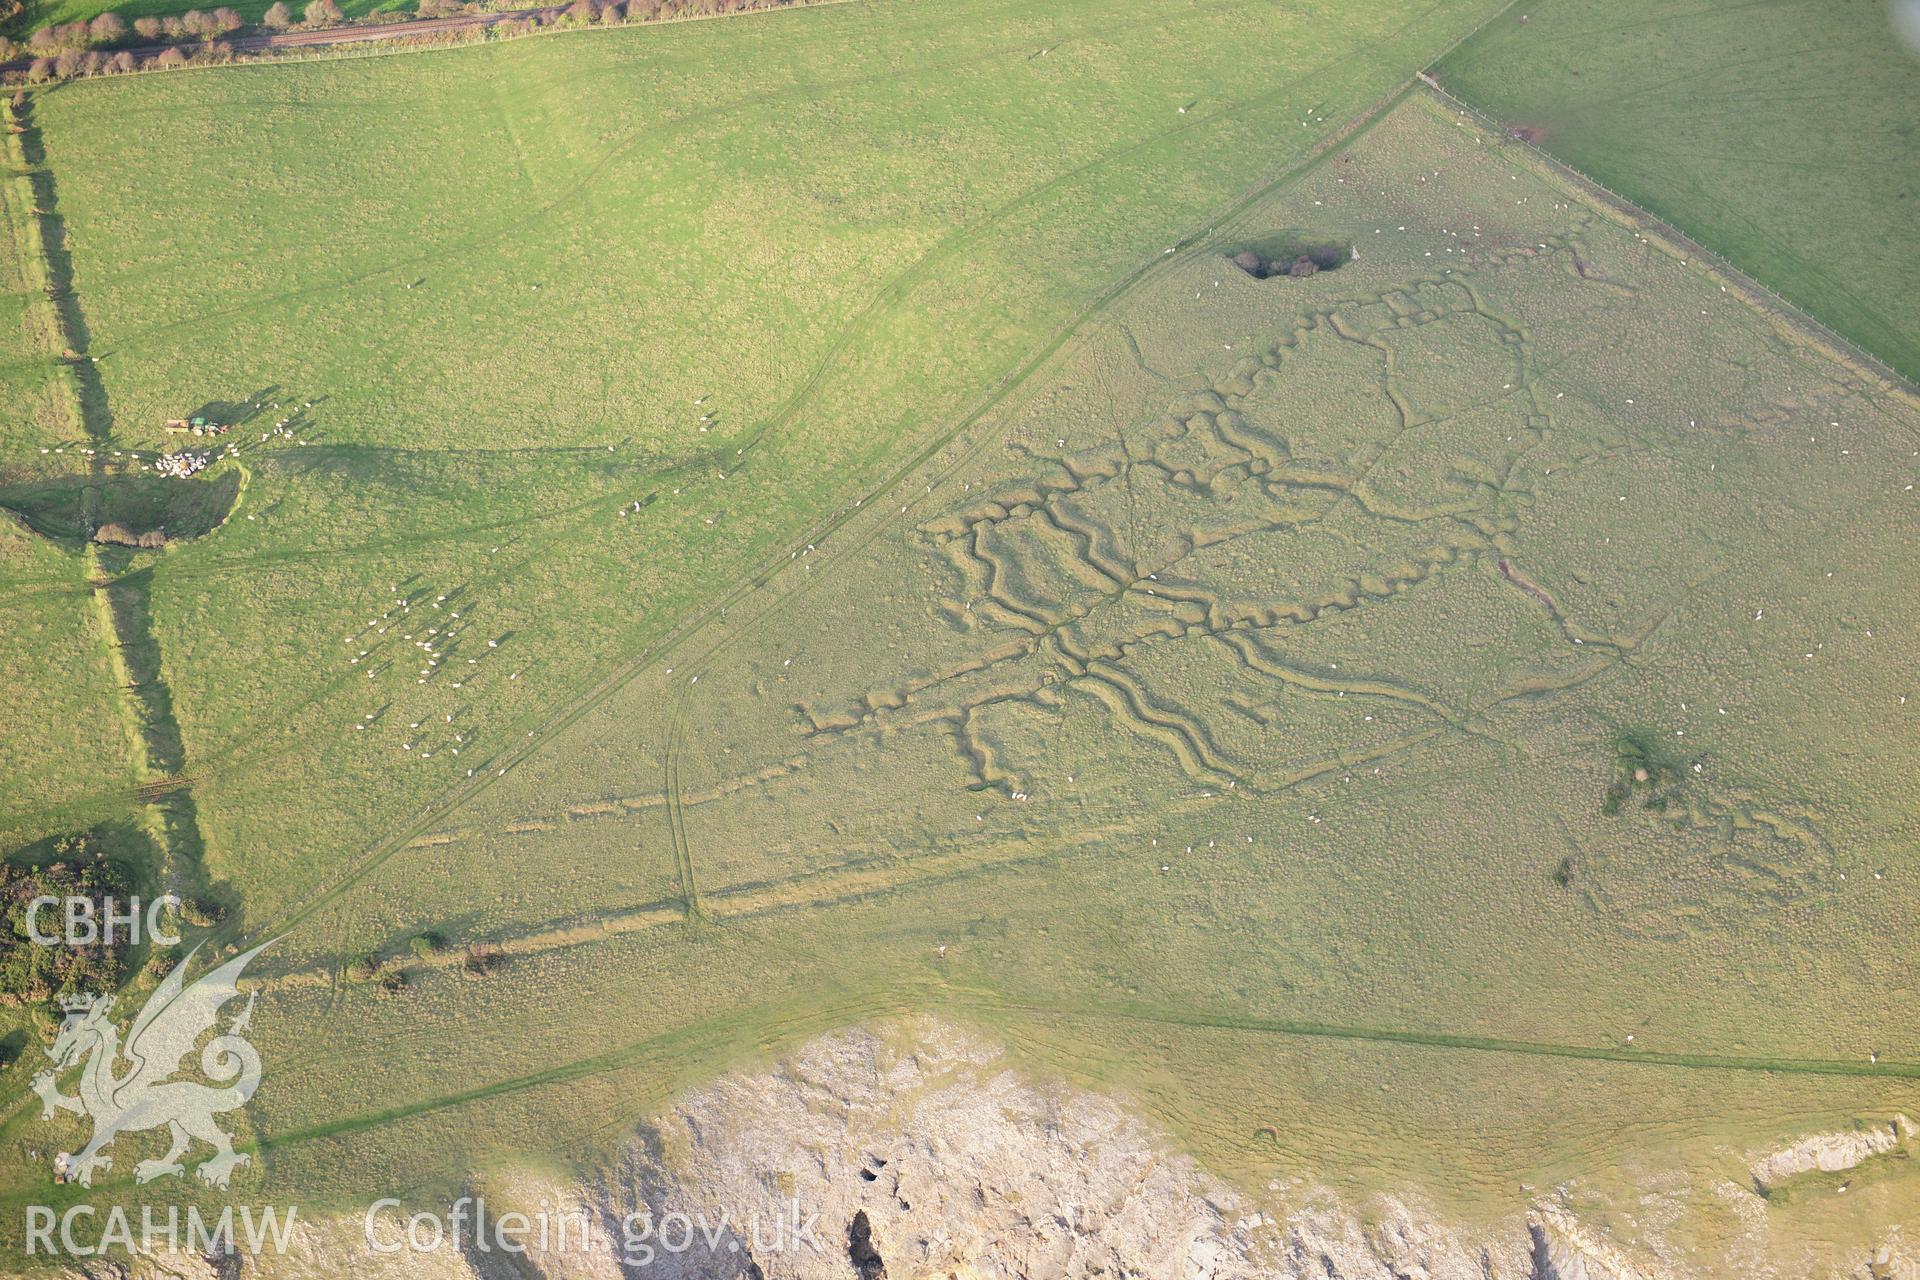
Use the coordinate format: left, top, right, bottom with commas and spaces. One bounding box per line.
0, 2, 1915, 1270
1438, 0, 1920, 380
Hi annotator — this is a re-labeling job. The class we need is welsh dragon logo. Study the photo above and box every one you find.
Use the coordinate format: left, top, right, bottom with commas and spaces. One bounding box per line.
31, 939, 273, 1189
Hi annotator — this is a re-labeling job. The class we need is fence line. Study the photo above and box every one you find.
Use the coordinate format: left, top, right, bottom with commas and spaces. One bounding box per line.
1413, 77, 1920, 401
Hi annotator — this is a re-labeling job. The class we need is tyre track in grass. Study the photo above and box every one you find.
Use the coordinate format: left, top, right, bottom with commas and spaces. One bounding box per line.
62, 67, 1919, 1185
3, 0, 1345, 845
3, 298, 848, 839
6, 791, 1909, 1190
956, 993, 1920, 1082
663, 682, 705, 922
0, 475, 639, 839
24, 0, 1256, 371
13, 0, 1911, 1193
13, 969, 1905, 1207
645, 3, 1521, 924
15, 5, 1532, 873
0, 986, 901, 1204
251, 0, 1508, 949
0, 92, 219, 911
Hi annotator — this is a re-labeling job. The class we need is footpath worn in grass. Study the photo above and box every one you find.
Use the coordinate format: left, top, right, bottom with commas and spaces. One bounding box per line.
16, 0, 1501, 910
5, 3, 1918, 1272
233, 91, 1919, 1262
0, 0, 1522, 1240
1436, 0, 1920, 380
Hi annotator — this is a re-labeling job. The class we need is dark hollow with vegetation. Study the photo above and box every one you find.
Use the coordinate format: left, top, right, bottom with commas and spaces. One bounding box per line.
1229, 233, 1352, 279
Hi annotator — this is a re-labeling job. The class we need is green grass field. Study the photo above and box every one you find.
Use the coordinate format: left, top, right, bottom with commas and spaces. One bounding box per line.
1436, 0, 1920, 381
16, 0, 1506, 912
2, 1, 1918, 1272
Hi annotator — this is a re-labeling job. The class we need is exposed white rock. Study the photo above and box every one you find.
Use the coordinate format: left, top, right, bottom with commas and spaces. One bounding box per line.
1529, 1208, 1665, 1280
569, 1017, 1534, 1280
1748, 1114, 1914, 1191
44, 1023, 1916, 1280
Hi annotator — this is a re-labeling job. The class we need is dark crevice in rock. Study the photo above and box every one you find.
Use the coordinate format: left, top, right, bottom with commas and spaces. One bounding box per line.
1528, 1222, 1557, 1280
848, 1209, 887, 1280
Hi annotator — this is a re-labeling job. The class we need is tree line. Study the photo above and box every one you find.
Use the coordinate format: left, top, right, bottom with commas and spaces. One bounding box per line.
6, 0, 824, 83
4, 1, 341, 69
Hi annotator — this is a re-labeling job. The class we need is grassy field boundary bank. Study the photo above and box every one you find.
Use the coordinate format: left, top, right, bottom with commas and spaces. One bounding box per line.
254, 982, 1920, 1165
82, 553, 149, 775
4, 6, 1917, 1245
8, 86, 213, 903
68, 449, 211, 899
0, 93, 85, 441
252, 0, 1524, 950
639, 5, 1525, 984
11, 962, 1909, 1213
80, 548, 206, 893
1415, 80, 1920, 413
